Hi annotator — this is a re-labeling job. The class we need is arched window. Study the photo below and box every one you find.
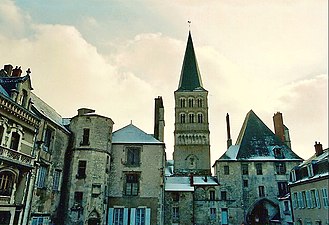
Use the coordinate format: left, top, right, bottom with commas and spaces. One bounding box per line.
188, 98, 194, 107
197, 98, 203, 107
180, 99, 186, 108
197, 114, 203, 123
180, 114, 186, 123
0, 172, 14, 196
10, 132, 20, 150
189, 114, 194, 123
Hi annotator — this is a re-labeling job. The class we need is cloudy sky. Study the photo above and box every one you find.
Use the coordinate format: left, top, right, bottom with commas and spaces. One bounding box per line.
0, 0, 327, 165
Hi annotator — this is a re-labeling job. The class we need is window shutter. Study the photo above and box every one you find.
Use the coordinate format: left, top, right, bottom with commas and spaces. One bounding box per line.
145, 208, 151, 225
130, 208, 136, 225
108, 208, 114, 225
123, 208, 129, 225
315, 189, 321, 208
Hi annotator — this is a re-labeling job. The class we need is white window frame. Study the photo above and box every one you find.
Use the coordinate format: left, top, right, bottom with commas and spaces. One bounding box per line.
31, 216, 50, 225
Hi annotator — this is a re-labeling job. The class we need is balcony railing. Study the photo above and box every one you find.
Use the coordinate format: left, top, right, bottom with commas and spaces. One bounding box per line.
0, 145, 34, 167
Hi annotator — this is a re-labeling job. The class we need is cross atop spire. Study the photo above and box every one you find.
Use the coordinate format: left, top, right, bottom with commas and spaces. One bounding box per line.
177, 31, 204, 91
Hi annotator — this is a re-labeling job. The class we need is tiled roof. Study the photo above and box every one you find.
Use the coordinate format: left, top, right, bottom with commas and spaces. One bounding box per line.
218, 110, 302, 161
112, 123, 163, 144
177, 32, 205, 92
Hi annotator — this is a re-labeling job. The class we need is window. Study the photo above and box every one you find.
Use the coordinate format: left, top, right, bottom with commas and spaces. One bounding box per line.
311, 189, 321, 208
223, 165, 229, 175
221, 191, 227, 200
81, 128, 90, 146
92, 184, 101, 196
273, 148, 284, 159
125, 174, 139, 196
0, 126, 4, 145
292, 192, 298, 209
275, 162, 286, 175
135, 208, 145, 225
209, 190, 215, 201
306, 190, 312, 208
126, 147, 141, 166
321, 188, 328, 208
291, 170, 297, 182
255, 163, 263, 175
242, 164, 249, 175
197, 98, 203, 107
172, 192, 179, 202
210, 208, 216, 220
172, 206, 179, 221
283, 201, 290, 213
21, 89, 28, 108
0, 172, 14, 196
43, 127, 53, 152
113, 208, 124, 225
307, 164, 314, 177
188, 98, 194, 107
52, 170, 61, 191
278, 182, 288, 197
36, 166, 47, 188
77, 160, 87, 179
197, 113, 203, 123
180, 114, 186, 123
189, 114, 194, 123
180, 98, 186, 108
243, 180, 248, 188
259, 186, 265, 197
31, 216, 50, 225
10, 132, 20, 150
74, 192, 83, 206
298, 192, 304, 208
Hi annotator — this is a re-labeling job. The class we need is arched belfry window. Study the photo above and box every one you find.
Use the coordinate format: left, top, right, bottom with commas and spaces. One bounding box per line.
0, 171, 14, 196
197, 98, 203, 107
188, 98, 194, 107
197, 113, 203, 123
180, 98, 186, 108
189, 114, 194, 123
180, 114, 186, 123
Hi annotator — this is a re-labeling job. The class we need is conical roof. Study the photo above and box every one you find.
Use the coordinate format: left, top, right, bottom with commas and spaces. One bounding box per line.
218, 110, 302, 161
177, 32, 205, 91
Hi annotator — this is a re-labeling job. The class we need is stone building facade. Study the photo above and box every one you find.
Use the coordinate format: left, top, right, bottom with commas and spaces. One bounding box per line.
0, 66, 40, 225
289, 142, 328, 225
214, 110, 303, 225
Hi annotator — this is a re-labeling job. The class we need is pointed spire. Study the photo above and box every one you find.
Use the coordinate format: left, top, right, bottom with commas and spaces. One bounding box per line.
177, 31, 204, 91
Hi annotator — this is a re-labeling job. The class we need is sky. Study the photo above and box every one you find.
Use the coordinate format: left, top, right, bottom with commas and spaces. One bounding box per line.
0, 0, 327, 166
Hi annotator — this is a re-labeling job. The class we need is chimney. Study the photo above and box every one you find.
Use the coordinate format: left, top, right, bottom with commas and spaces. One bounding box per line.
4, 64, 13, 76
78, 108, 95, 116
226, 113, 232, 149
154, 96, 165, 142
12, 66, 22, 77
273, 112, 285, 142
314, 141, 323, 156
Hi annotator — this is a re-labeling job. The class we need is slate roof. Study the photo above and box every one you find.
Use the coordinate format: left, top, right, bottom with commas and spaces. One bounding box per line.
112, 123, 163, 144
218, 110, 302, 161
177, 32, 205, 92
30, 92, 69, 132
165, 176, 219, 192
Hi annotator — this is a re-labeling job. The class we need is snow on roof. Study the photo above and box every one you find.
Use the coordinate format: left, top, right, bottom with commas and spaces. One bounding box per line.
193, 176, 219, 186
112, 123, 163, 144
165, 176, 194, 192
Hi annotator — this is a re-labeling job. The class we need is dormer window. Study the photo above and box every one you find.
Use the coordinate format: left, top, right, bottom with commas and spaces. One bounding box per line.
43, 127, 53, 152
273, 147, 284, 159
21, 89, 28, 108
307, 164, 314, 177
291, 169, 297, 182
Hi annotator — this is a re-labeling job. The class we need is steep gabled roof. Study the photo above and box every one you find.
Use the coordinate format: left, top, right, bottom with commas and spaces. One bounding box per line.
177, 32, 205, 92
112, 123, 163, 144
218, 110, 302, 161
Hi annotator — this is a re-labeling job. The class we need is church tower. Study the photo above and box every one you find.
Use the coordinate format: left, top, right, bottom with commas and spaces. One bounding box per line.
173, 32, 211, 175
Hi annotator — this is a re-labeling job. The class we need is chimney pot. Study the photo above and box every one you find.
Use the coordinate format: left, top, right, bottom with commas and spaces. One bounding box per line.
4, 64, 13, 76
12, 66, 22, 77
314, 141, 323, 156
